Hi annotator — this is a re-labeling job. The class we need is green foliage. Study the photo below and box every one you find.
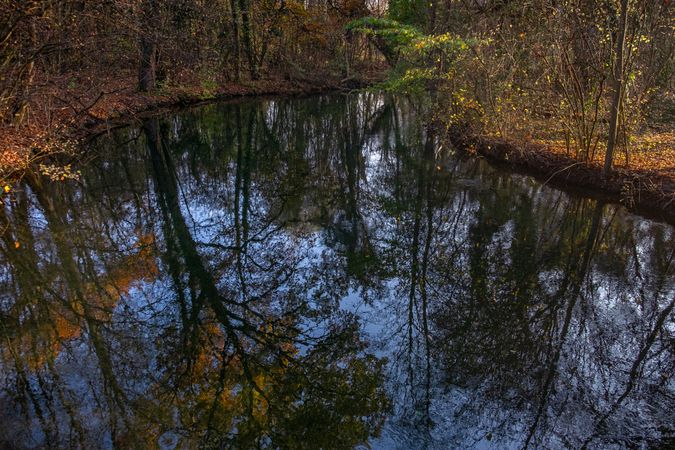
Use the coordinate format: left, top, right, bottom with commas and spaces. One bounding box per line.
200, 78, 219, 98
346, 17, 423, 52
405, 33, 473, 58
388, 0, 428, 28
375, 68, 435, 95
348, 17, 475, 95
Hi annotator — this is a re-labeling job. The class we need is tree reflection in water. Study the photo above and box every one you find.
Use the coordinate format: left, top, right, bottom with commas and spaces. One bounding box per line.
0, 93, 673, 449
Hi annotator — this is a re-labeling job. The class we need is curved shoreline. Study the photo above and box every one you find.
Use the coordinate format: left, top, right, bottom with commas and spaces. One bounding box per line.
2, 86, 673, 225
0, 79, 359, 182
445, 128, 675, 225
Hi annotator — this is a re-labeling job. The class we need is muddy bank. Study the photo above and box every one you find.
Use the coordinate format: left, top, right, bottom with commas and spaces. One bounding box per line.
445, 129, 675, 225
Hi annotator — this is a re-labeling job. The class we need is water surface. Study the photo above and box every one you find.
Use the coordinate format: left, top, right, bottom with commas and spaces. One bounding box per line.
1, 93, 674, 449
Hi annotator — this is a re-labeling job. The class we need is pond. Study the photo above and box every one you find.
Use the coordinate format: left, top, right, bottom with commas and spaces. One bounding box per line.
0, 92, 673, 449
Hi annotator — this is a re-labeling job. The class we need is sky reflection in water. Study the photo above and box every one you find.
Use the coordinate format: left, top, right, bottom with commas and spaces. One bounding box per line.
0, 93, 674, 449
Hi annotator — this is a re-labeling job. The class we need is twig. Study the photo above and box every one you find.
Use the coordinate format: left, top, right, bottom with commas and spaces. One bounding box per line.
541, 161, 584, 186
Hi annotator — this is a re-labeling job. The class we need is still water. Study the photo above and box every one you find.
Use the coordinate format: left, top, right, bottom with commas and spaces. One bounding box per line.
0, 93, 673, 449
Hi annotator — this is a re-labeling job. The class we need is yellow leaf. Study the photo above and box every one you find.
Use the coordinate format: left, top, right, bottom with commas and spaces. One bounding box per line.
3, 185, 9, 193
14, 241, 20, 249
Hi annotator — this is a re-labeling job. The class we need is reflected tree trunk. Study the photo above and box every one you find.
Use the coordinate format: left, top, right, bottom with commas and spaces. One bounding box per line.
23, 172, 131, 442
581, 246, 675, 449
523, 201, 605, 449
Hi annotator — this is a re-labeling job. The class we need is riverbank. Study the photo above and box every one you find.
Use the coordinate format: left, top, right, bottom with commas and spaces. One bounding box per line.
3, 80, 673, 224
445, 128, 675, 224
0, 76, 368, 182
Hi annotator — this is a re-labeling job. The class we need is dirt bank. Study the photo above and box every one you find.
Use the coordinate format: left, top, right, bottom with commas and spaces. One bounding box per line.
446, 128, 675, 225
0, 77, 365, 181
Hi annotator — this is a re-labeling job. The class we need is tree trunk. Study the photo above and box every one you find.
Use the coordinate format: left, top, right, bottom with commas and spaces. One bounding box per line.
229, 0, 241, 81
138, 0, 159, 92
603, 0, 629, 177
238, 0, 258, 80
8, 10, 38, 126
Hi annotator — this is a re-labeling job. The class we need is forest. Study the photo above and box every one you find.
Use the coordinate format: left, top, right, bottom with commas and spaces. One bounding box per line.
1, 1, 673, 208
0, 1, 674, 449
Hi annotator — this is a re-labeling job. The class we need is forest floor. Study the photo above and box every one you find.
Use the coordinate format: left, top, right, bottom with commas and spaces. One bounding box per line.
0, 73, 366, 182
445, 128, 675, 224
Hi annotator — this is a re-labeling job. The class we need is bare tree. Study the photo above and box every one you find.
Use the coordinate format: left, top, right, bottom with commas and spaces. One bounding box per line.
604, 0, 630, 177
138, 0, 160, 92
